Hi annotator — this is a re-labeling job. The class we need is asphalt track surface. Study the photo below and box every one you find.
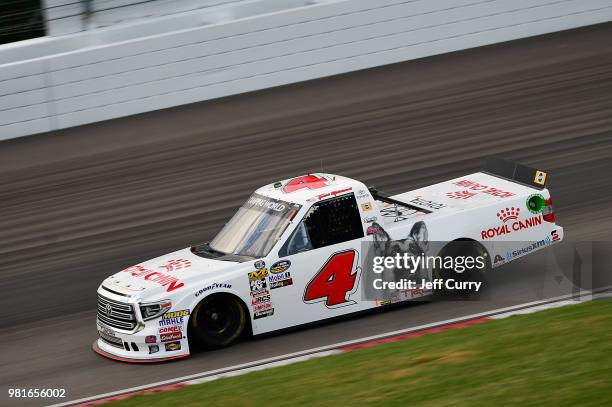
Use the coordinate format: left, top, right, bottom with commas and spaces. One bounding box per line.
1, 22, 611, 407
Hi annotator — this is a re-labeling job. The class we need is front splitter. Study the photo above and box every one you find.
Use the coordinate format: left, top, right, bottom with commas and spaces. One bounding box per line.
92, 341, 189, 363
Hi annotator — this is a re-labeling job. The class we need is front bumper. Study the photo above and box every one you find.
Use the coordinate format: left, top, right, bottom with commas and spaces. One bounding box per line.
93, 339, 188, 363
94, 319, 190, 362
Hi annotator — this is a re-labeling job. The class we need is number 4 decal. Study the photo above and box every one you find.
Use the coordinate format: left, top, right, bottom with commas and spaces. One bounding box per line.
303, 250, 361, 308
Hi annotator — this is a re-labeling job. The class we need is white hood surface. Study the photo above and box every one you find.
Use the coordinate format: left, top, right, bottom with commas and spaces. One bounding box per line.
102, 248, 239, 299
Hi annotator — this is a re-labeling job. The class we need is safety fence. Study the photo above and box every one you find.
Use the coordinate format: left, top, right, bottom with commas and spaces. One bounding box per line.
1, 0, 611, 140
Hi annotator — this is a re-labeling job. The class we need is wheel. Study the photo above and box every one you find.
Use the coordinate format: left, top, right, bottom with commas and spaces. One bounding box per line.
188, 294, 248, 349
433, 240, 491, 300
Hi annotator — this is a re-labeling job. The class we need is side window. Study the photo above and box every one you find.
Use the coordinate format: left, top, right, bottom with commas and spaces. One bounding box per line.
280, 194, 364, 256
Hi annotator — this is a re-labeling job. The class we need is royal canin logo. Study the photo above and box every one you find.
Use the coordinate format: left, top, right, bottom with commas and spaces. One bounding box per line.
496, 207, 520, 223
123, 264, 185, 292
159, 259, 191, 272
481, 215, 542, 240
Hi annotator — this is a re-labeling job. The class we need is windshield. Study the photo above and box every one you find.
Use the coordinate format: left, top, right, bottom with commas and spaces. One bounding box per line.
210, 193, 301, 258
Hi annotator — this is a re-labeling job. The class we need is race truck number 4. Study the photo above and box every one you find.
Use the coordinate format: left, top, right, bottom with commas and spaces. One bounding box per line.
304, 250, 359, 307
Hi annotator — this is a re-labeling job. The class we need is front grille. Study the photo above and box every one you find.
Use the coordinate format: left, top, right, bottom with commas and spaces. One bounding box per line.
99, 332, 124, 348
97, 294, 137, 331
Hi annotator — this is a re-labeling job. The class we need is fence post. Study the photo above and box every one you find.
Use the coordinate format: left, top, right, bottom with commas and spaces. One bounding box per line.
82, 0, 93, 31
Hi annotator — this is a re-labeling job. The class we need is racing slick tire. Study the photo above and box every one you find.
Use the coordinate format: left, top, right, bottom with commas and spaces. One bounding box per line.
188, 294, 248, 349
433, 239, 491, 300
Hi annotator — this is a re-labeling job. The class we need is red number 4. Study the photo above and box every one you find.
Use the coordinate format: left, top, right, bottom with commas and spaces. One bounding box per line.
304, 250, 360, 307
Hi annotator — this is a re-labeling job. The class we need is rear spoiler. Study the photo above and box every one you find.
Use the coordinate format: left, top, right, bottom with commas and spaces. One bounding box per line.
484, 157, 548, 190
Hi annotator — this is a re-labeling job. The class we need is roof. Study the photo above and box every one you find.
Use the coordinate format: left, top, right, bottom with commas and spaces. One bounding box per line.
257, 173, 365, 205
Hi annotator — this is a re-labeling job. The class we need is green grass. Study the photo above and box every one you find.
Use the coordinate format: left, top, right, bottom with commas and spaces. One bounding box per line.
112, 300, 612, 406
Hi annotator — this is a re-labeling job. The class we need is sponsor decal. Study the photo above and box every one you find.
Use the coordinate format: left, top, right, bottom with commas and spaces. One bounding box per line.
494, 254, 505, 264
268, 271, 291, 282
254, 309, 275, 319
366, 225, 382, 235
159, 259, 191, 272
159, 309, 190, 326
551, 230, 560, 242
248, 267, 275, 317
534, 170, 547, 186
145, 335, 157, 344
165, 341, 181, 352
363, 216, 377, 223
246, 195, 287, 212
123, 264, 185, 293
497, 207, 520, 222
407, 288, 429, 297
269, 279, 293, 289
159, 325, 182, 334
452, 179, 515, 198
148, 345, 159, 354
254, 260, 265, 270
360, 202, 373, 211
506, 236, 552, 261
248, 268, 269, 281
356, 189, 369, 199
526, 193, 546, 214
270, 260, 291, 274
268, 271, 293, 289
163, 310, 190, 319
316, 187, 352, 201
160, 331, 183, 342
249, 278, 268, 295
446, 190, 476, 200
409, 197, 447, 210
195, 282, 232, 297
251, 294, 271, 305
253, 302, 273, 312
374, 298, 392, 306
481, 215, 541, 240
283, 174, 328, 193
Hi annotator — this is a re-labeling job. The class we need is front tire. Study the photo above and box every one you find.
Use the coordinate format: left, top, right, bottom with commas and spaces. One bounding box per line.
188, 294, 248, 349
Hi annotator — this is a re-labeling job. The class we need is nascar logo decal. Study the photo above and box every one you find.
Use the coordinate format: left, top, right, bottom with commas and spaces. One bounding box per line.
270, 260, 291, 274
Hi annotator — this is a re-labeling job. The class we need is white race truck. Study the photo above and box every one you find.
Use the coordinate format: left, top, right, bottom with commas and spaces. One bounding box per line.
94, 158, 563, 362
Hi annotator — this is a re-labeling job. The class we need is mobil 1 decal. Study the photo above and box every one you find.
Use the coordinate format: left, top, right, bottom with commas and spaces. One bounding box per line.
268, 260, 293, 289
303, 249, 361, 308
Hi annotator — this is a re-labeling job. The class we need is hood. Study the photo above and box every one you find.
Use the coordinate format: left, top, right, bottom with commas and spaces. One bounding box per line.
101, 247, 239, 300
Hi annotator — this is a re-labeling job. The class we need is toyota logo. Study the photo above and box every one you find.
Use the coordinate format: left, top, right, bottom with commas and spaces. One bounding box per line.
105, 304, 113, 316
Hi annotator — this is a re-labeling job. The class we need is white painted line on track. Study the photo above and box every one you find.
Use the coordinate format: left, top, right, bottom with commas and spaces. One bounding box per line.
49, 287, 612, 407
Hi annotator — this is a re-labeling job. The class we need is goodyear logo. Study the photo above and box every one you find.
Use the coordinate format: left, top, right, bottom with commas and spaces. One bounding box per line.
248, 268, 268, 281
162, 309, 190, 319
534, 170, 547, 186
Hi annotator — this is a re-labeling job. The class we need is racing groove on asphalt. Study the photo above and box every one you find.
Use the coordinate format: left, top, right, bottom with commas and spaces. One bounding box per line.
0, 23, 611, 406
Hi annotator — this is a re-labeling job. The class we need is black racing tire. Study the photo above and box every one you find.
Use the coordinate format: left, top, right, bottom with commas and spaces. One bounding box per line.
433, 240, 491, 300
188, 294, 248, 349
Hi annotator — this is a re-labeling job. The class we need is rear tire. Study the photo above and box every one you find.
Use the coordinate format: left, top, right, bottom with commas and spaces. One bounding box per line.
434, 240, 490, 300
188, 294, 248, 349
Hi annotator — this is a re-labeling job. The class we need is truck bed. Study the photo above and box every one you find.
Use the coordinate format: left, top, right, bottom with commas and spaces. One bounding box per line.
378, 172, 542, 227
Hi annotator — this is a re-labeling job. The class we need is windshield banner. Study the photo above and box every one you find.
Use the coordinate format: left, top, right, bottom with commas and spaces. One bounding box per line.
246, 194, 300, 216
